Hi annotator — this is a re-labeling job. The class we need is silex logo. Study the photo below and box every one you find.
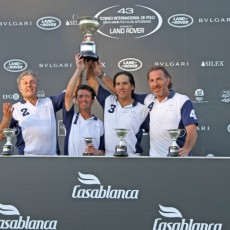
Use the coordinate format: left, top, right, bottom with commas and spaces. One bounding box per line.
168, 14, 194, 28
201, 61, 224, 67
153, 205, 222, 230
3, 59, 27, 72
72, 172, 139, 199
118, 58, 142, 71
0, 203, 57, 229
36, 16, 61, 30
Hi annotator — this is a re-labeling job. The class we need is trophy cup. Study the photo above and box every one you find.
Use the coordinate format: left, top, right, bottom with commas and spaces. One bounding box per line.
114, 129, 128, 157
83, 137, 94, 156
167, 129, 186, 157
1, 128, 19, 155
75, 15, 103, 61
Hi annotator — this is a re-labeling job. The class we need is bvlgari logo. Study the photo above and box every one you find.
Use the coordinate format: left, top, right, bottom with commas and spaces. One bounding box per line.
72, 172, 139, 199
0, 203, 57, 229
153, 205, 222, 230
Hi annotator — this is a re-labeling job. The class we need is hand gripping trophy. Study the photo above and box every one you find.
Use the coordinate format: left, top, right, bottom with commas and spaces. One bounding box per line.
167, 129, 186, 157
83, 137, 94, 156
114, 129, 128, 157
74, 14, 103, 61
1, 128, 19, 155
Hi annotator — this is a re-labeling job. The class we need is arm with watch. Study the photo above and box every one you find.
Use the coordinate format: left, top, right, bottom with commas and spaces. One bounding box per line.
92, 61, 115, 94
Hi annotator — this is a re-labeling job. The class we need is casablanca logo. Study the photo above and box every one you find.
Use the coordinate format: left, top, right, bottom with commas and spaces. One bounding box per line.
0, 203, 57, 229
153, 205, 222, 230
72, 172, 139, 199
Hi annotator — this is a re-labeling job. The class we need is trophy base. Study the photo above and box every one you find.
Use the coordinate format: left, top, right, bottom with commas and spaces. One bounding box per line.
1, 145, 14, 155
167, 146, 179, 157
83, 152, 94, 156
114, 152, 128, 157
80, 53, 99, 62
114, 146, 128, 157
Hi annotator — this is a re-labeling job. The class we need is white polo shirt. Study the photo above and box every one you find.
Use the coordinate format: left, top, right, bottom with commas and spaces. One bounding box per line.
63, 105, 104, 156
97, 86, 149, 156
144, 90, 198, 157
10, 93, 64, 155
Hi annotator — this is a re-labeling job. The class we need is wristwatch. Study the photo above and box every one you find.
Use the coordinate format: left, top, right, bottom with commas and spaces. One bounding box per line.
97, 71, 106, 79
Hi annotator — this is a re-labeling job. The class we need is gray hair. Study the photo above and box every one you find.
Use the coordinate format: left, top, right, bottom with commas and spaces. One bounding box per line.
17, 70, 39, 85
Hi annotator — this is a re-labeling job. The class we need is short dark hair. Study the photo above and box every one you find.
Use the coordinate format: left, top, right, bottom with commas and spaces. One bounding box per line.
147, 66, 173, 89
113, 71, 135, 97
75, 84, 96, 99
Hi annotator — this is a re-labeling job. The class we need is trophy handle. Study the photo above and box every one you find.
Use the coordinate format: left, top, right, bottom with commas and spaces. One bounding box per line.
180, 129, 186, 138
72, 13, 79, 21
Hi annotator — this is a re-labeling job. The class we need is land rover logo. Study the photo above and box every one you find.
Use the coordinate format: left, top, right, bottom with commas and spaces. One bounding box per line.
168, 14, 194, 28
36, 16, 61, 30
4, 59, 27, 72
118, 58, 142, 71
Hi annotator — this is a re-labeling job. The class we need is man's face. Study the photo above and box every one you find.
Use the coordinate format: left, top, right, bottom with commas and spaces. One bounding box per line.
114, 74, 134, 100
76, 89, 94, 111
148, 70, 170, 101
18, 75, 38, 99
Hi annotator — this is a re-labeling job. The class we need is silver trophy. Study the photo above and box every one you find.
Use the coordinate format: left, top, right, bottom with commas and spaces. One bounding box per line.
1, 128, 19, 155
75, 15, 103, 61
167, 129, 186, 157
114, 129, 128, 157
83, 137, 94, 156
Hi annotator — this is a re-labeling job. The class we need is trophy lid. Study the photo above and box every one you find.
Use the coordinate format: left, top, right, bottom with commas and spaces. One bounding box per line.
77, 16, 102, 35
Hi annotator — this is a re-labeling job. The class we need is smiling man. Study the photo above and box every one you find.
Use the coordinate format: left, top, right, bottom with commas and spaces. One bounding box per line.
86, 65, 149, 156
0, 70, 64, 155
63, 54, 104, 156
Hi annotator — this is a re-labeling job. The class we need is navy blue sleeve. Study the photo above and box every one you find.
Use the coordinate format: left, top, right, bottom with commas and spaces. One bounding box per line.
133, 93, 148, 104
181, 100, 198, 127
50, 92, 65, 112
97, 85, 111, 108
99, 134, 105, 151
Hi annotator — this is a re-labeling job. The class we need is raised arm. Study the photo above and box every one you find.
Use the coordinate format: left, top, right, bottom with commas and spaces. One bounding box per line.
92, 61, 115, 94
0, 103, 13, 141
85, 61, 100, 96
65, 54, 85, 111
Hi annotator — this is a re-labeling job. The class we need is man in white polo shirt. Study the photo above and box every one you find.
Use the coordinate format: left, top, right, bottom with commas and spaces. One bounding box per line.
0, 70, 64, 156
63, 54, 104, 156
86, 63, 149, 156
94, 65, 198, 157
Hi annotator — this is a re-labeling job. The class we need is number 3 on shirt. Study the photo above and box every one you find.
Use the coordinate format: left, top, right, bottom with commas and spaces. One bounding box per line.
108, 104, 116, 113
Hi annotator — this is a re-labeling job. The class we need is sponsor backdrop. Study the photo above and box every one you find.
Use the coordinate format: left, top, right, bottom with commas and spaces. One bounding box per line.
0, 157, 229, 230
0, 0, 230, 156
